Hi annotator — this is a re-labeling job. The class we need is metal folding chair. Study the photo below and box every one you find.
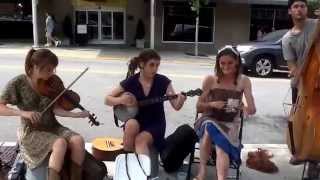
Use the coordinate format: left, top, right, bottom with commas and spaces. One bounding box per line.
186, 111, 244, 180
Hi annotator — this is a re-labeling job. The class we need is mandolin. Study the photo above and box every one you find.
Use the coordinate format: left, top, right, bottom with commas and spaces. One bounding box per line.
113, 88, 202, 125
91, 137, 125, 161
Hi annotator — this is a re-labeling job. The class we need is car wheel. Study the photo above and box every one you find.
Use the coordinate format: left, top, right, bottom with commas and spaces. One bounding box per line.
252, 55, 274, 77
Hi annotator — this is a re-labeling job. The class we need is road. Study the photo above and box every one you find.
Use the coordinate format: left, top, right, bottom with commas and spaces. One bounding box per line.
0, 54, 291, 144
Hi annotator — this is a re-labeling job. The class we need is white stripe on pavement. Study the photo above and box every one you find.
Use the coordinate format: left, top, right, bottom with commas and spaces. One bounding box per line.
0, 65, 290, 82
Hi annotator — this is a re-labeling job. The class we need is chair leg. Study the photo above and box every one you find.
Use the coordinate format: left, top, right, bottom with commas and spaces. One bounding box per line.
186, 149, 195, 180
301, 162, 307, 180
236, 168, 240, 180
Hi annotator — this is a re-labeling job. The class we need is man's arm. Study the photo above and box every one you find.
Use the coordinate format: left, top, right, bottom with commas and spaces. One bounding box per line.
282, 34, 297, 77
287, 61, 297, 78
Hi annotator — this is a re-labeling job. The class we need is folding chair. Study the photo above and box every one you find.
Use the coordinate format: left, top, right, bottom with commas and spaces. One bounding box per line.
301, 161, 320, 180
186, 111, 244, 180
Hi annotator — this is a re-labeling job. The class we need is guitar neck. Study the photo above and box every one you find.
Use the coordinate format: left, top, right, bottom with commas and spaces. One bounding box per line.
138, 95, 178, 107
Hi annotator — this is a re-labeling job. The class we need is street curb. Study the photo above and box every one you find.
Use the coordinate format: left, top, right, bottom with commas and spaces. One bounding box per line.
0, 47, 215, 65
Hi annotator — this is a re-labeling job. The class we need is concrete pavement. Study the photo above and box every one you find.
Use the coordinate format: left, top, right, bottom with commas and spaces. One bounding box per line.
0, 41, 215, 65
0, 142, 305, 180
102, 143, 305, 180
0, 41, 304, 179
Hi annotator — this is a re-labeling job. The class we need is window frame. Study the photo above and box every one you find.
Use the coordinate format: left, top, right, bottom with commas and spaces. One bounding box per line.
161, 5, 215, 44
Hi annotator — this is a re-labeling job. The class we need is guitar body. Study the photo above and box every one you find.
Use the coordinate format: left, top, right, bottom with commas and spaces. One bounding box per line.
92, 137, 125, 161
287, 22, 320, 160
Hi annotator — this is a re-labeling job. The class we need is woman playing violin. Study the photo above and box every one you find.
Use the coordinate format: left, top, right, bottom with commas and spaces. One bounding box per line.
105, 49, 186, 156
194, 46, 256, 180
0, 49, 89, 180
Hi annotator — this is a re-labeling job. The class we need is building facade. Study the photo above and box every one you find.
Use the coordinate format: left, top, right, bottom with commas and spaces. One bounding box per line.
13, 0, 290, 53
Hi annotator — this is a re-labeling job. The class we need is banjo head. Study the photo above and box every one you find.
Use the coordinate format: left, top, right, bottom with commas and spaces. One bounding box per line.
114, 105, 138, 122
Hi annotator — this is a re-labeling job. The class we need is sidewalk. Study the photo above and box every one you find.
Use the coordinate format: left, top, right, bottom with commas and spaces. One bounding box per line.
0, 142, 305, 180
100, 144, 303, 180
0, 41, 215, 65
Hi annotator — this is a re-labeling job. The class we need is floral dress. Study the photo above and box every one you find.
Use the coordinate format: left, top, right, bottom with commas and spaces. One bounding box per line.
0, 74, 78, 169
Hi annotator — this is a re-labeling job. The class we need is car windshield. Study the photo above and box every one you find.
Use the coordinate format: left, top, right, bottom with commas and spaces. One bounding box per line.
260, 29, 288, 42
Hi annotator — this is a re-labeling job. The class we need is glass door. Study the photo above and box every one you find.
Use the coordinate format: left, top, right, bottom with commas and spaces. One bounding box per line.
101, 12, 112, 40
75, 10, 125, 43
113, 12, 124, 40
87, 11, 99, 41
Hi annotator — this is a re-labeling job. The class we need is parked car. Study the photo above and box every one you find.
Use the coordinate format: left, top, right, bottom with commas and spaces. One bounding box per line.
236, 29, 289, 77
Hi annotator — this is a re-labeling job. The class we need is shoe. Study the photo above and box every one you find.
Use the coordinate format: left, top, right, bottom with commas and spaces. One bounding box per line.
55, 40, 62, 47
246, 148, 279, 174
289, 156, 305, 165
248, 148, 273, 159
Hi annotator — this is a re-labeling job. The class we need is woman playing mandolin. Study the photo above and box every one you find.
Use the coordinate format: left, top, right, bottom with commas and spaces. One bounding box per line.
194, 46, 256, 180
105, 49, 186, 156
0, 49, 90, 180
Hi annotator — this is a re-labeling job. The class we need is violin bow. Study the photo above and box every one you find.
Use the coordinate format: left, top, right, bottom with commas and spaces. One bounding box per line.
40, 67, 89, 115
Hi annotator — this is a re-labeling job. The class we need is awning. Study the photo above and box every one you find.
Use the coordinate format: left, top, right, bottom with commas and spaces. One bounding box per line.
72, 0, 127, 9
162, 0, 287, 6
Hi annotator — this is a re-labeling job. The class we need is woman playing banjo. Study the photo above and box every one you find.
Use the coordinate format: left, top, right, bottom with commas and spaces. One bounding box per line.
105, 49, 186, 155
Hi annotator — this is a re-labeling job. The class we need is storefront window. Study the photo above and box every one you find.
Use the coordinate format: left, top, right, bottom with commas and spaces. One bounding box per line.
113, 12, 124, 40
163, 6, 214, 42
75, 10, 124, 42
250, 6, 290, 41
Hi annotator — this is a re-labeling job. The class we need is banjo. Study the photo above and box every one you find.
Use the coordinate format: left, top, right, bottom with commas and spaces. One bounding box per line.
113, 88, 202, 126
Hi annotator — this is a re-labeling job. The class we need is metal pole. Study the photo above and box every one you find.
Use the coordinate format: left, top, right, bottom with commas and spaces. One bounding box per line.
272, 9, 276, 31
150, 0, 155, 49
194, 0, 199, 56
32, 0, 39, 47
195, 16, 199, 56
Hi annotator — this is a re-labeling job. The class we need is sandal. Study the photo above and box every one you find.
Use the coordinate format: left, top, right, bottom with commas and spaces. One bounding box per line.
246, 148, 278, 174
248, 148, 273, 159
289, 156, 305, 165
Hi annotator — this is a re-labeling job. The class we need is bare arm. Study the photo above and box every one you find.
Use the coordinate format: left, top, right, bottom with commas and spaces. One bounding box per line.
196, 76, 212, 113
104, 86, 136, 107
287, 61, 297, 77
0, 101, 22, 117
104, 86, 125, 106
0, 100, 41, 125
242, 76, 256, 115
196, 76, 226, 113
53, 106, 89, 118
167, 83, 186, 111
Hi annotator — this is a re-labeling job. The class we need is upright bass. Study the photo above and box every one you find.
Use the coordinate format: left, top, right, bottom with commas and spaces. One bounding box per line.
287, 20, 320, 160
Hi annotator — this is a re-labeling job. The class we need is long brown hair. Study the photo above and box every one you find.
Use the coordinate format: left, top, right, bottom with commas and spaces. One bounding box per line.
126, 49, 161, 78
25, 48, 58, 76
215, 45, 242, 85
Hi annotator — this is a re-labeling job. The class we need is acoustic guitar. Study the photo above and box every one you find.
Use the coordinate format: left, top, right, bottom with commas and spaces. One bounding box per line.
91, 137, 125, 161
113, 88, 203, 125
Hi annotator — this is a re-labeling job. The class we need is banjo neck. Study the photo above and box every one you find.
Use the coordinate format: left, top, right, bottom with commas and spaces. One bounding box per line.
138, 94, 178, 107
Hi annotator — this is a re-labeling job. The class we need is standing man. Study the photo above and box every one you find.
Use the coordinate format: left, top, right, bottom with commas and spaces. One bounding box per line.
282, 0, 319, 178
45, 12, 61, 47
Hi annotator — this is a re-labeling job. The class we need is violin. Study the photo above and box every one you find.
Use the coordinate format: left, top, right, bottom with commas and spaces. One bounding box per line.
37, 73, 100, 126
